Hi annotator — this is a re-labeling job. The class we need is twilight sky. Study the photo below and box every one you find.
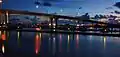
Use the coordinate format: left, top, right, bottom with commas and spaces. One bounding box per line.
2, 0, 120, 16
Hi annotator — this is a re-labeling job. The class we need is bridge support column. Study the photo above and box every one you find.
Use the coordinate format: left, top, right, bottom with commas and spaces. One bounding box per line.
0, 13, 4, 25
119, 28, 120, 34
50, 16, 58, 32
111, 28, 113, 33
5, 11, 9, 24
82, 21, 84, 24
77, 21, 80, 30
50, 17, 53, 31
55, 17, 58, 31
2, 14, 6, 25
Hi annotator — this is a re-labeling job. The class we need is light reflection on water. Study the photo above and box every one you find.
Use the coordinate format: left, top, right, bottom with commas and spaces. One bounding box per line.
53, 37, 56, 56
67, 34, 70, 52
17, 31, 20, 47
0, 31, 120, 57
2, 31, 6, 41
35, 33, 40, 54
2, 44, 4, 53
59, 34, 62, 53
103, 36, 106, 50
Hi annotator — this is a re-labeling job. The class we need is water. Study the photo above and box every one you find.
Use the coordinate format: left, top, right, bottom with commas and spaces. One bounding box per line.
0, 31, 120, 57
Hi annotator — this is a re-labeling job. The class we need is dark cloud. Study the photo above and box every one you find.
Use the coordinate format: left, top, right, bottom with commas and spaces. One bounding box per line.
79, 7, 82, 9
41, 0, 61, 2
34, 1, 52, 7
34, 1, 41, 5
106, 7, 113, 9
114, 2, 120, 8
114, 10, 120, 14
43, 2, 52, 6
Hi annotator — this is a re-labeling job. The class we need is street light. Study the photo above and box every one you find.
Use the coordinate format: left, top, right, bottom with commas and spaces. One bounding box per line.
0, 0, 2, 3
34, 1, 40, 8
36, 5, 39, 8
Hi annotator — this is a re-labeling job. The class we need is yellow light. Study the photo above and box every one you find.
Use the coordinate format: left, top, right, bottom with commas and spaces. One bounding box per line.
103, 36, 106, 49
49, 23, 51, 26
2, 44, 4, 53
6, 11, 9, 23
0, 31, 1, 36
39, 33, 41, 38
67, 34, 70, 52
17, 32, 20, 39
68, 34, 70, 44
3, 22, 5, 24
17, 31, 20, 47
89, 27, 93, 29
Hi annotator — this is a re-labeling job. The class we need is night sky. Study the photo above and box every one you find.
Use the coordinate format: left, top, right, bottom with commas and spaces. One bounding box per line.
2, 0, 120, 16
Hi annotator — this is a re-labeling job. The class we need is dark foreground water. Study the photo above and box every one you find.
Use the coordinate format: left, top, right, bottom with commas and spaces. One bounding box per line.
0, 31, 120, 57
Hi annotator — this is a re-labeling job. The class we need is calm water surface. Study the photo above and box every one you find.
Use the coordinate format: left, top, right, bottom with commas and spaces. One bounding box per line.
0, 31, 120, 57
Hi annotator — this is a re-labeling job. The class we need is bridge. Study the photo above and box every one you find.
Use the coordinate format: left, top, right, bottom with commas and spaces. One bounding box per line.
0, 9, 108, 24
0, 9, 120, 37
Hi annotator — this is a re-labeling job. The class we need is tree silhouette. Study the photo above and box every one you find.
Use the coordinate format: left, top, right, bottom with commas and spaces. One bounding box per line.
94, 15, 99, 19
99, 14, 104, 18
81, 13, 90, 20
